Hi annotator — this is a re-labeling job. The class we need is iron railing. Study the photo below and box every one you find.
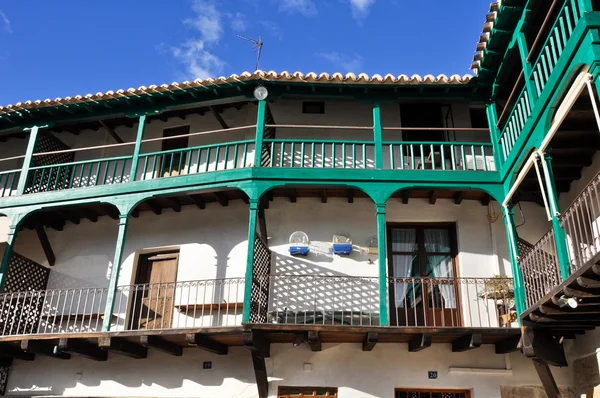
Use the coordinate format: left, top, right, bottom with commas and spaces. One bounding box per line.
518, 229, 562, 308
0, 278, 245, 337
561, 171, 600, 272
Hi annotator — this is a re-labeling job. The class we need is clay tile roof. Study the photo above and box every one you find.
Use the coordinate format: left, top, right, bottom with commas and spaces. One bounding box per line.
0, 70, 474, 117
471, 1, 501, 74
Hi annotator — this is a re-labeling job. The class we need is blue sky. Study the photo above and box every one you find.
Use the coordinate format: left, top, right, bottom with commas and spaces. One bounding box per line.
0, 0, 489, 105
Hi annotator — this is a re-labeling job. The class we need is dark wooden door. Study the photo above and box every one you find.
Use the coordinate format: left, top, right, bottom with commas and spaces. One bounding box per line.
131, 252, 179, 330
160, 126, 190, 177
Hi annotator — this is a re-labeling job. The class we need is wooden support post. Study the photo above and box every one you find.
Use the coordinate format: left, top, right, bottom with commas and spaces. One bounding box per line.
486, 104, 503, 168
402, 190, 410, 204
320, 189, 327, 204
56, 338, 107, 361
21, 340, 70, 359
362, 332, 378, 351
140, 335, 183, 356
243, 199, 259, 323
428, 191, 437, 205
451, 334, 482, 352
503, 206, 526, 317
373, 103, 383, 169
347, 189, 354, 204
0, 343, 35, 361
258, 206, 268, 241
99, 337, 147, 359
253, 100, 267, 167
16, 126, 40, 195
243, 330, 270, 398
129, 114, 147, 182
495, 335, 521, 354
307, 331, 321, 352
454, 191, 465, 205
102, 214, 129, 331
533, 360, 561, 398
185, 333, 228, 355
408, 334, 432, 352
376, 203, 388, 326
35, 225, 55, 266
517, 32, 539, 104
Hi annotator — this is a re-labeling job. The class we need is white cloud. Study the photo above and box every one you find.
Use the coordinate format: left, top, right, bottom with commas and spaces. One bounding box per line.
0, 11, 12, 34
318, 52, 363, 73
279, 0, 317, 16
169, 0, 226, 79
348, 0, 375, 19
230, 12, 248, 32
260, 21, 283, 41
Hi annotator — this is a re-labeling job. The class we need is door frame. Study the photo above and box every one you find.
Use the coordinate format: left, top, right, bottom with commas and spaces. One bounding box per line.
128, 250, 180, 330
386, 222, 461, 327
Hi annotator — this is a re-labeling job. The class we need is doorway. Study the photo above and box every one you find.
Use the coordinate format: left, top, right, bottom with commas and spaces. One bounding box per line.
387, 223, 461, 327
159, 126, 190, 177
130, 251, 179, 330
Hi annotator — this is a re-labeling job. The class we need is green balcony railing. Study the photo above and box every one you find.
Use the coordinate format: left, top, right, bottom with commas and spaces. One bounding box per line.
498, 0, 584, 164
382, 141, 495, 171
0, 169, 20, 198
137, 140, 255, 180
262, 138, 376, 169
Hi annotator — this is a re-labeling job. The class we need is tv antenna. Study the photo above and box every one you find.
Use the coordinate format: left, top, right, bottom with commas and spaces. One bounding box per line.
237, 34, 263, 71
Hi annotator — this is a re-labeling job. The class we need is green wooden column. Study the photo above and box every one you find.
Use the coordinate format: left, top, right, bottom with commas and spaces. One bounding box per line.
16, 126, 40, 195
242, 198, 259, 322
502, 205, 526, 318
102, 214, 130, 331
129, 114, 147, 182
517, 32, 538, 104
0, 213, 25, 292
376, 203, 388, 326
373, 103, 383, 169
486, 104, 503, 169
540, 153, 571, 280
579, 0, 593, 13
253, 100, 267, 167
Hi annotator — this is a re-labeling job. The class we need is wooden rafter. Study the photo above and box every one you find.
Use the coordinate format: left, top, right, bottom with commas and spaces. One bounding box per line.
99, 120, 124, 143
408, 334, 432, 352
57, 338, 107, 361
98, 337, 148, 359
209, 106, 229, 129
185, 333, 228, 355
189, 195, 206, 209
214, 192, 229, 207
362, 332, 378, 351
21, 340, 70, 360
35, 224, 56, 266
140, 335, 183, 356
451, 334, 482, 352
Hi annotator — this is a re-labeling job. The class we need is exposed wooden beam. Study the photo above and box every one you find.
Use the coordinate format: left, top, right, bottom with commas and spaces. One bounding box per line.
243, 330, 269, 398
130, 209, 140, 218
307, 331, 321, 352
320, 189, 327, 204
409, 334, 432, 352
105, 207, 120, 220
521, 326, 567, 367
289, 189, 297, 203
451, 334, 482, 352
140, 335, 183, 356
362, 332, 378, 352
21, 340, 70, 360
54, 209, 80, 225
214, 192, 229, 207
494, 335, 521, 354
185, 333, 228, 355
98, 120, 124, 144
189, 195, 206, 209
347, 189, 354, 204
209, 106, 229, 129
164, 197, 182, 213
98, 337, 147, 359
480, 194, 491, 206
35, 224, 56, 266
454, 191, 465, 205
56, 338, 107, 361
533, 360, 561, 398
0, 343, 35, 361
429, 190, 437, 205
79, 208, 99, 223
146, 200, 163, 215
402, 190, 410, 204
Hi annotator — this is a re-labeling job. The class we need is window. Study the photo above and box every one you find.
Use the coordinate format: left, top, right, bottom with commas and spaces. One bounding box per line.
302, 101, 325, 114
278, 387, 338, 397
469, 107, 488, 129
395, 389, 470, 398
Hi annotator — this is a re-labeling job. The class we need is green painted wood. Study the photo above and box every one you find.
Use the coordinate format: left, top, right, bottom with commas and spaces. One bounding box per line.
373, 103, 383, 169
102, 214, 129, 331
242, 198, 259, 323
542, 154, 572, 280
0, 211, 25, 292
129, 115, 147, 182
376, 203, 388, 326
253, 100, 266, 167
518, 32, 539, 104
15, 126, 39, 195
502, 206, 525, 319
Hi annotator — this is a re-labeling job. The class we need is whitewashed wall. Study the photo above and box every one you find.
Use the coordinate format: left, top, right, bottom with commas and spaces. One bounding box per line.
6, 343, 572, 397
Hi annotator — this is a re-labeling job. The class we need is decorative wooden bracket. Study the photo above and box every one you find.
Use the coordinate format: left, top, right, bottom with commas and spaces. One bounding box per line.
140, 335, 183, 356
56, 338, 107, 361
98, 337, 148, 359
307, 331, 321, 352
21, 340, 70, 360
452, 334, 482, 352
521, 326, 567, 367
185, 333, 228, 355
409, 334, 432, 352
362, 332, 378, 351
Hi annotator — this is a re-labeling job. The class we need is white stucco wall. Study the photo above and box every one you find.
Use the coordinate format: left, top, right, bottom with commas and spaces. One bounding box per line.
6, 343, 572, 398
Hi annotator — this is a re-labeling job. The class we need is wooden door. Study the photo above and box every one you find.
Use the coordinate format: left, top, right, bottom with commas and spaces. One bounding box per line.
131, 252, 179, 330
159, 126, 190, 177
